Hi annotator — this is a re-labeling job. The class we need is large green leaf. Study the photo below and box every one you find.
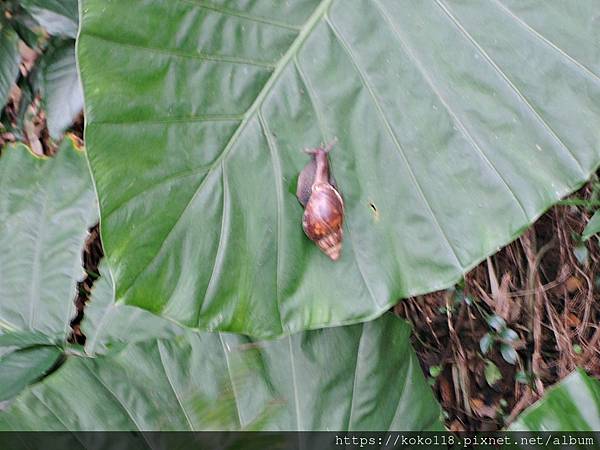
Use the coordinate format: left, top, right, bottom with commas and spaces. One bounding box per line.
81, 263, 183, 356
38, 39, 83, 139
0, 139, 98, 339
75, 269, 443, 430
0, 313, 443, 431
0, 25, 20, 110
510, 369, 600, 431
0, 330, 62, 348
19, 0, 78, 38
78, 0, 600, 337
0, 345, 61, 402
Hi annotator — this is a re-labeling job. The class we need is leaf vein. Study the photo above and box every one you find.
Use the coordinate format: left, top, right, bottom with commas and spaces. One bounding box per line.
92, 115, 243, 127
373, 0, 529, 221
180, 0, 302, 31
82, 32, 276, 69
117, 164, 220, 301
434, 0, 586, 176
82, 363, 143, 430
157, 341, 195, 430
218, 333, 244, 428
85, 303, 115, 355
287, 335, 302, 430
257, 111, 285, 334
325, 15, 464, 270
346, 324, 365, 430
28, 189, 49, 330
102, 167, 210, 222
197, 165, 229, 324
31, 391, 71, 431
492, 0, 600, 85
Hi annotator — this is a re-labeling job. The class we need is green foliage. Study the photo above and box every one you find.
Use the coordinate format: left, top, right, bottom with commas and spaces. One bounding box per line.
582, 210, 600, 241
79, 0, 600, 338
429, 365, 442, 378
0, 345, 61, 402
0, 330, 62, 348
479, 314, 520, 365
499, 343, 518, 365
37, 39, 84, 139
509, 369, 600, 431
0, 0, 82, 140
0, 140, 97, 338
0, 239, 444, 430
516, 370, 533, 386
18, 0, 78, 38
0, 313, 444, 431
573, 241, 589, 266
0, 139, 95, 400
480, 333, 493, 354
0, 25, 20, 110
81, 264, 183, 356
0, 102, 443, 433
484, 360, 502, 387
0, 0, 599, 433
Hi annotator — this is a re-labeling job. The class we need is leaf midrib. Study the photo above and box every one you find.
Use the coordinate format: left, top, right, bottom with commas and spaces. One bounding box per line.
203, 0, 335, 174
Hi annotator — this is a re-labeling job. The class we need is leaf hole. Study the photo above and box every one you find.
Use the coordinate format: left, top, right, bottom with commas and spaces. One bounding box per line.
369, 202, 380, 222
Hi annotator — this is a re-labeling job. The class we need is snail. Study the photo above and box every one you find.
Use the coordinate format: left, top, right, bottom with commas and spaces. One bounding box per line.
296, 140, 344, 261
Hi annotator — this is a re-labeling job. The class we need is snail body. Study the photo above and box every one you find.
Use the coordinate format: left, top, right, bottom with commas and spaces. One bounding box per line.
296, 141, 344, 261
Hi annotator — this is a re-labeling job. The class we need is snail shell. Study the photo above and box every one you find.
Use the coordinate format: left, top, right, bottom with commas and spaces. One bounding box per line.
296, 141, 344, 261
302, 184, 344, 260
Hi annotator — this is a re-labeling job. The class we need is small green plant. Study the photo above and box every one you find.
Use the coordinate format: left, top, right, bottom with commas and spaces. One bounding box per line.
560, 178, 600, 242
516, 370, 534, 386
452, 288, 520, 365
479, 314, 520, 365
484, 360, 502, 387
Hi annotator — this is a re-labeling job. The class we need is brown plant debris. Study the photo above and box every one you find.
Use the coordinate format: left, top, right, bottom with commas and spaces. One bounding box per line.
395, 177, 600, 431
69, 224, 103, 345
